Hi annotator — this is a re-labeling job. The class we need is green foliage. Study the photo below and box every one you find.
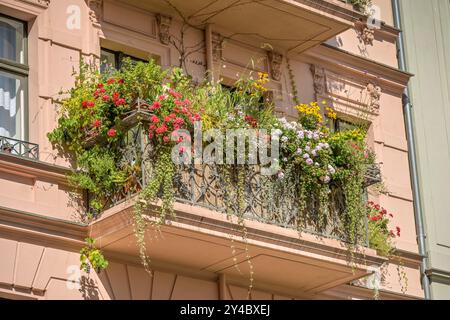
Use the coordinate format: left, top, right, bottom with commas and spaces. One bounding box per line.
80, 237, 109, 273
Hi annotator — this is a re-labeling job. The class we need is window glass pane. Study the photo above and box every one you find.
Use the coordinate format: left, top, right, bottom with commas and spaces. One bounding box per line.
0, 70, 25, 139
0, 16, 25, 64
100, 49, 117, 73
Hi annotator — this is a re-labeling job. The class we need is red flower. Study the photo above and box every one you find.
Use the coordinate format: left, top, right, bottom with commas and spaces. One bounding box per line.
115, 98, 126, 106
163, 116, 172, 122
396, 226, 401, 237
102, 95, 110, 102
107, 78, 116, 85
82, 100, 95, 108
149, 124, 157, 131
148, 132, 154, 139
169, 113, 176, 119
118, 79, 124, 84
97, 83, 104, 89
245, 115, 257, 128
381, 209, 387, 216
151, 102, 161, 110
168, 89, 182, 99
183, 99, 191, 105
174, 117, 184, 126
151, 115, 160, 124
155, 124, 168, 134
107, 128, 117, 137
112, 92, 120, 101
163, 136, 170, 143
158, 95, 166, 101
175, 100, 183, 106
93, 119, 102, 128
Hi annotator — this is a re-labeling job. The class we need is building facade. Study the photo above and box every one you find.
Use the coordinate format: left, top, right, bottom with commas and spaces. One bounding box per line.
398, 0, 450, 299
0, 0, 427, 300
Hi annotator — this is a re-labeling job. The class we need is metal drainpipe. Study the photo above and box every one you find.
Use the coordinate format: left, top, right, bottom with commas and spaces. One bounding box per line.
392, 0, 431, 300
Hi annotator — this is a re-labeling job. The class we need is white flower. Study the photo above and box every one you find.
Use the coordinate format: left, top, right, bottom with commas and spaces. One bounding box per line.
323, 143, 329, 149
296, 148, 302, 155
305, 146, 311, 152
281, 136, 288, 142
321, 176, 331, 184
312, 150, 317, 157
306, 158, 314, 165
277, 171, 285, 179
315, 162, 320, 167
297, 131, 305, 139
307, 132, 313, 139
282, 157, 288, 162
303, 153, 310, 159
313, 133, 320, 140
328, 164, 336, 174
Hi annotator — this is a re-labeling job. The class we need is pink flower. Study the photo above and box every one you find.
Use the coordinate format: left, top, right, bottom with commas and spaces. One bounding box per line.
163, 116, 172, 122
102, 95, 110, 102
175, 100, 183, 106
115, 98, 126, 106
151, 115, 160, 124
93, 119, 102, 128
158, 95, 166, 101
169, 113, 176, 119
179, 146, 185, 153
163, 136, 170, 143
168, 89, 182, 99
107, 128, 117, 137
183, 99, 191, 105
151, 102, 161, 110
174, 117, 184, 125
396, 227, 401, 237
155, 124, 167, 134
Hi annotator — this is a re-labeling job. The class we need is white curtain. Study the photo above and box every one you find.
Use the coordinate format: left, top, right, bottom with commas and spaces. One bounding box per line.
0, 20, 19, 139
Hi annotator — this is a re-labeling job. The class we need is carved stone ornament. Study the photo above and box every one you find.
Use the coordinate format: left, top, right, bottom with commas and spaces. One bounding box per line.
366, 82, 381, 111
156, 14, 172, 45
267, 51, 283, 81
87, 0, 103, 25
310, 65, 326, 97
19, 0, 50, 8
212, 32, 223, 62
354, 18, 375, 46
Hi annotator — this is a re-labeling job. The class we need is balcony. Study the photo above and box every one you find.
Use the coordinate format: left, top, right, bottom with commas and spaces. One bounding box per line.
0, 135, 39, 160
88, 102, 385, 296
109, 0, 358, 55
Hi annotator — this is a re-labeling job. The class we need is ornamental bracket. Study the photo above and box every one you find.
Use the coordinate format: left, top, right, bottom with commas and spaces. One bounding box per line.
156, 14, 172, 45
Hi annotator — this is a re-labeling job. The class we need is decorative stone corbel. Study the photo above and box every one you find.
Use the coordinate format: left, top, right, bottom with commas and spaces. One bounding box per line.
354, 18, 375, 46
310, 65, 326, 97
267, 51, 283, 81
87, 0, 103, 26
156, 14, 172, 45
211, 32, 223, 62
366, 82, 381, 111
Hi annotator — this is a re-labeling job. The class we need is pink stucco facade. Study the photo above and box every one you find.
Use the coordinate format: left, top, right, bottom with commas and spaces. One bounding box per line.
0, 0, 423, 300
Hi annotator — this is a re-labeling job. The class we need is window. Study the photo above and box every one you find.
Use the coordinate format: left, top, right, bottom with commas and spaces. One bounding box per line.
0, 15, 27, 141
333, 118, 357, 132
100, 48, 146, 73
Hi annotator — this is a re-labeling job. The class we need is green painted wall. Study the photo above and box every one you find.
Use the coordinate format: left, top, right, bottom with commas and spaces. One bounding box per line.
400, 0, 450, 299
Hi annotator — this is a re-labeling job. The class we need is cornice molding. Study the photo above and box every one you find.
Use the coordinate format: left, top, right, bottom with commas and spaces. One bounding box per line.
0, 206, 87, 248
17, 0, 50, 9
426, 268, 450, 286
301, 43, 413, 95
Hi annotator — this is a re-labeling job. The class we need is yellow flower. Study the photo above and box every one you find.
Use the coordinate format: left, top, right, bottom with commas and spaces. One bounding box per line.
294, 102, 323, 123
326, 107, 337, 120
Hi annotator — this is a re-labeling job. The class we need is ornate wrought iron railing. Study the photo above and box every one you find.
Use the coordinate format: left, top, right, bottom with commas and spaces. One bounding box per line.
88, 105, 381, 246
0, 135, 39, 160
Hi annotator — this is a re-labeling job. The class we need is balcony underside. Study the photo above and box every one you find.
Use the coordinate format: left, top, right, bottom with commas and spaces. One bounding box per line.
125, 0, 354, 54
90, 199, 386, 296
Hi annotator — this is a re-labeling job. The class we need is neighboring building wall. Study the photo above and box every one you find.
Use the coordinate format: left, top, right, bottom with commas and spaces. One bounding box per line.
0, 0, 423, 299
400, 0, 450, 299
